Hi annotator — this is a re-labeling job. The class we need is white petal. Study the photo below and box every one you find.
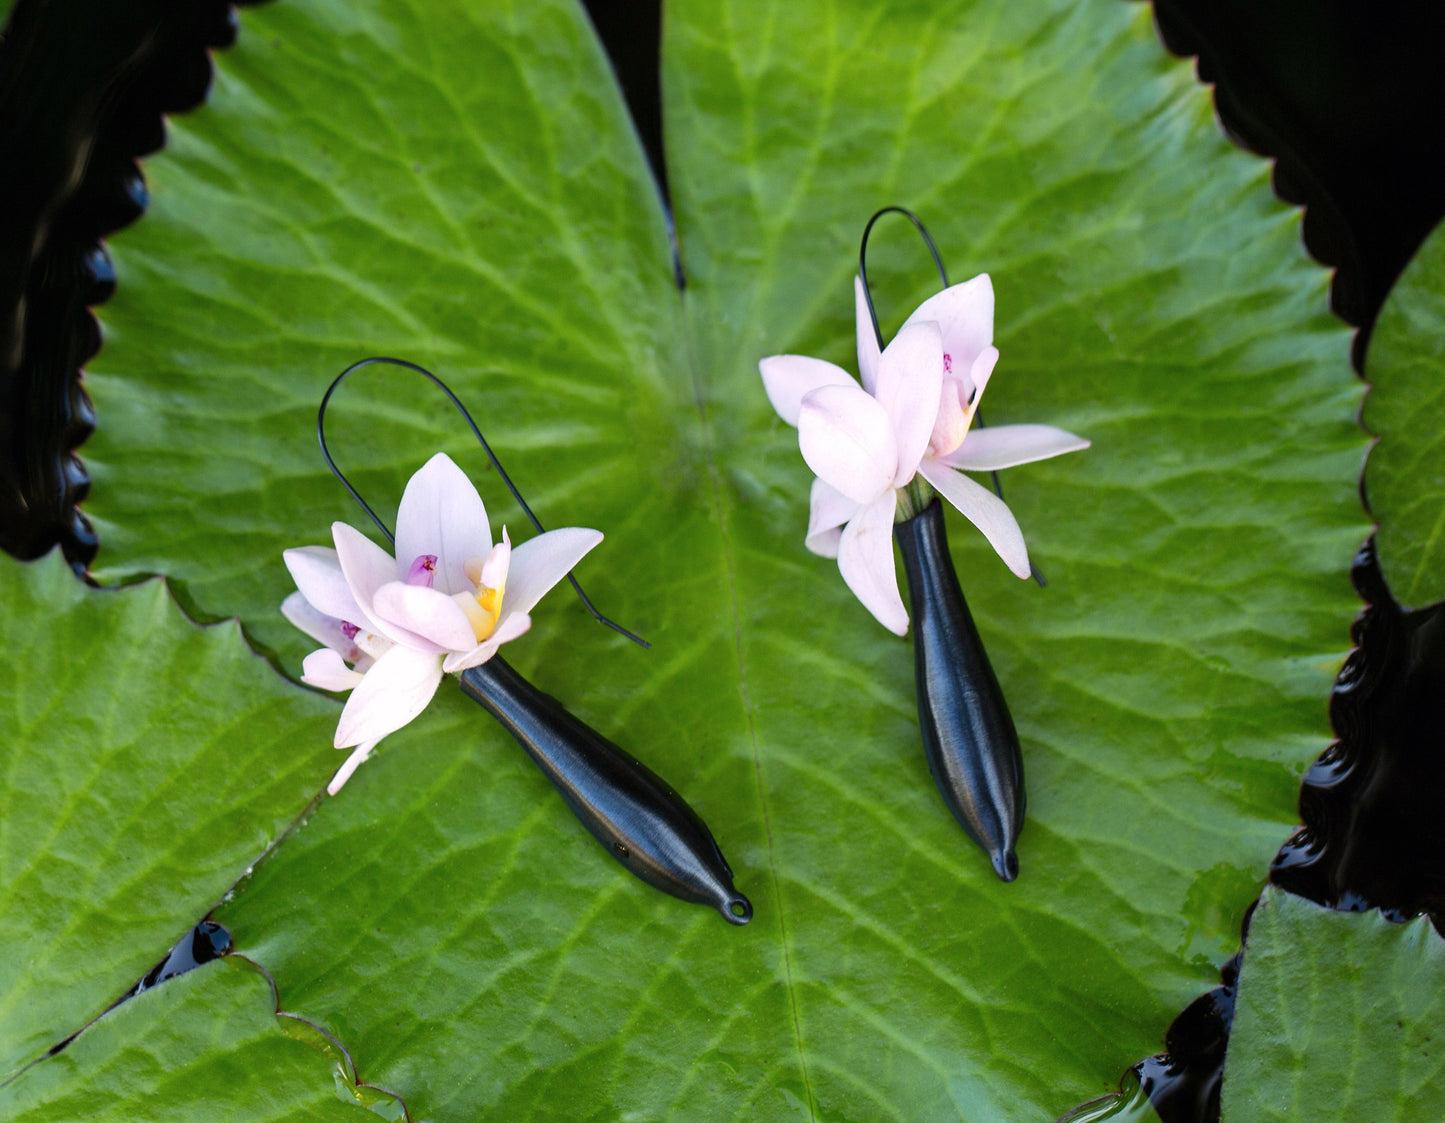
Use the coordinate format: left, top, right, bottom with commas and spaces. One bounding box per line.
301, 648, 366, 692
442, 612, 533, 673
837, 490, 908, 635
394, 452, 493, 596
797, 383, 897, 504
332, 522, 437, 651
282, 592, 353, 657
854, 274, 881, 395
970, 345, 999, 406
805, 477, 858, 559
372, 581, 478, 652
333, 644, 444, 748
283, 546, 363, 625
331, 522, 399, 613
874, 320, 943, 486
758, 355, 855, 427
480, 527, 511, 590
502, 527, 604, 619
938, 423, 1091, 472
930, 379, 970, 458
327, 740, 378, 796
901, 273, 994, 377
918, 458, 1031, 579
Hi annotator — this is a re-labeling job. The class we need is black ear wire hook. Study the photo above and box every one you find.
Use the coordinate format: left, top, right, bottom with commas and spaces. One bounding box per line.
857, 206, 1046, 587
317, 356, 650, 648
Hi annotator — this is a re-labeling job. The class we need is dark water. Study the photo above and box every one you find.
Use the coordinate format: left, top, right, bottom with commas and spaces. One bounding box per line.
1273, 539, 1445, 922
0, 0, 250, 566
119, 920, 232, 1003
1130, 949, 1242, 1122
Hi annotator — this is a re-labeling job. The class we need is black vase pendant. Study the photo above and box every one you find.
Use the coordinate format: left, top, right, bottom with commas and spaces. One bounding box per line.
894, 498, 1026, 881
459, 657, 752, 924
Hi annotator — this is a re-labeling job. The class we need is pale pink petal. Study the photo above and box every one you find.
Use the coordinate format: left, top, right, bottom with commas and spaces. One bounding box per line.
480, 527, 511, 590
301, 648, 366, 692
332, 522, 438, 651
372, 581, 478, 653
333, 644, 444, 748
797, 383, 897, 504
805, 477, 858, 559
758, 355, 855, 427
930, 379, 970, 458
442, 612, 533, 673
282, 592, 356, 658
854, 274, 881, 395
873, 320, 943, 485
327, 739, 379, 796
501, 527, 603, 619
918, 458, 1031, 579
284, 546, 364, 625
937, 423, 1091, 472
901, 273, 994, 377
837, 490, 908, 635
394, 452, 493, 596
969, 345, 999, 406
331, 522, 400, 614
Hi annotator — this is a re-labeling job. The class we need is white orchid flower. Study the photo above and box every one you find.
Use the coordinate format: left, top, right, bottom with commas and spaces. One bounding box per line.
282, 452, 603, 790
759, 273, 1089, 636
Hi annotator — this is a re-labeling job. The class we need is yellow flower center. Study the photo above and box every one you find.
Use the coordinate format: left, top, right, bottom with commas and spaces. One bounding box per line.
454, 555, 506, 642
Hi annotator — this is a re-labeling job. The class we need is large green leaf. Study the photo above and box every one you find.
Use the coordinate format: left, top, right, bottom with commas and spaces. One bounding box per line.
1221, 888, 1445, 1121
75, 0, 1366, 1117
0, 551, 339, 1079
1, 958, 395, 1120
1363, 219, 1445, 607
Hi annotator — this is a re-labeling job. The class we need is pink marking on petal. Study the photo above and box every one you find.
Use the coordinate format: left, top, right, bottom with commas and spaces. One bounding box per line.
405, 555, 438, 588
943, 352, 953, 374
340, 620, 360, 640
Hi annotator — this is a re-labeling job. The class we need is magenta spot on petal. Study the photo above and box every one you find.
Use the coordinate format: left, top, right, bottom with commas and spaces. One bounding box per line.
405, 554, 438, 588
340, 621, 360, 640
943, 352, 953, 374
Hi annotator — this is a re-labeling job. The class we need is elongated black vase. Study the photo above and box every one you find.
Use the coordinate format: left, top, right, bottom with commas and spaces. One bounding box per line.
459, 657, 752, 924
894, 498, 1025, 881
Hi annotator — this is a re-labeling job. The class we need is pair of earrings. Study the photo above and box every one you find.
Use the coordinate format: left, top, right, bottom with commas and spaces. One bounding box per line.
283, 209, 1087, 927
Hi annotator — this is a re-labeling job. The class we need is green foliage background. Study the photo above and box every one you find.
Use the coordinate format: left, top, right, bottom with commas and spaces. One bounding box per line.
2, 0, 1379, 1119
1222, 888, 1445, 1121
1364, 219, 1445, 607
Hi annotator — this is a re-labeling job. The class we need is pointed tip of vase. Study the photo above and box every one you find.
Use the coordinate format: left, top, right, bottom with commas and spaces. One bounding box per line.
717, 891, 753, 926
992, 848, 1019, 882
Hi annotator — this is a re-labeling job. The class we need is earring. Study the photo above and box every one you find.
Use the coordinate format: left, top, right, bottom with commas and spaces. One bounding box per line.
282, 357, 751, 925
757, 207, 1091, 881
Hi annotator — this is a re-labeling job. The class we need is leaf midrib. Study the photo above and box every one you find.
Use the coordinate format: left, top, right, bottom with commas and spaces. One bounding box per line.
675, 290, 817, 1121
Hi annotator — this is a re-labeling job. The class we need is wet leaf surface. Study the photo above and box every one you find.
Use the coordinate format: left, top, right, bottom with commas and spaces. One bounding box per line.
1222, 887, 1445, 1121
1, 958, 392, 1120
0, 552, 338, 1078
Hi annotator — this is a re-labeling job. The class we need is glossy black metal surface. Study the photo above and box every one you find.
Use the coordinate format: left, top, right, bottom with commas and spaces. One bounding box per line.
895, 498, 1025, 881
460, 657, 751, 924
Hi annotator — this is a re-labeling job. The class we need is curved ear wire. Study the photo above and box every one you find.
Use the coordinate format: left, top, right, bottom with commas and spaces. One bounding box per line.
317, 356, 650, 648
858, 206, 1047, 587
858, 205, 950, 349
